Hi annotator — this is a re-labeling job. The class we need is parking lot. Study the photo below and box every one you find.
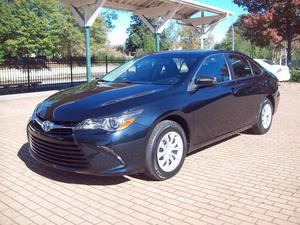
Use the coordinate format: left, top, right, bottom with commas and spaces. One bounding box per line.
0, 83, 299, 225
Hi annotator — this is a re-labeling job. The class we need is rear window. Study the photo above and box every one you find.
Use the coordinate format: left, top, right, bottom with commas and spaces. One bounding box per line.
228, 54, 252, 79
249, 61, 262, 76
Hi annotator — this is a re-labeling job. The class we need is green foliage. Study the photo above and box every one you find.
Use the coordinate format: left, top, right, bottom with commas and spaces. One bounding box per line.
0, 0, 115, 61
0, 44, 4, 64
1, 0, 76, 58
90, 18, 109, 49
125, 15, 154, 54
291, 69, 300, 82
179, 27, 201, 49
101, 10, 118, 29
94, 51, 127, 61
214, 26, 273, 59
125, 15, 175, 55
293, 49, 300, 61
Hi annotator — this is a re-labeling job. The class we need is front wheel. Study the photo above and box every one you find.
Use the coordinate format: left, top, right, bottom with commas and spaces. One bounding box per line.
144, 120, 187, 181
251, 98, 273, 134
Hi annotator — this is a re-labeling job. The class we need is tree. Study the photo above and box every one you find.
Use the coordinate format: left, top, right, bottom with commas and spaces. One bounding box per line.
234, 0, 300, 67
178, 27, 201, 49
214, 24, 273, 60
125, 15, 154, 54
125, 15, 175, 55
0, 0, 114, 60
0, 0, 80, 58
204, 34, 215, 50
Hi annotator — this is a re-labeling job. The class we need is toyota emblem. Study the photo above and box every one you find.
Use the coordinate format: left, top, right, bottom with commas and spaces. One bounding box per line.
42, 120, 54, 132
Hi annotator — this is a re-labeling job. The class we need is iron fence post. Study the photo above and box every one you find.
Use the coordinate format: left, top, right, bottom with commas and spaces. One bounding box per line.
27, 57, 30, 91
105, 55, 108, 74
70, 55, 73, 87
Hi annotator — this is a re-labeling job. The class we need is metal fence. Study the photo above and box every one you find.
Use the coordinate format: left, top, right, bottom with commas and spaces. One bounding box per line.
0, 57, 126, 95
292, 60, 300, 68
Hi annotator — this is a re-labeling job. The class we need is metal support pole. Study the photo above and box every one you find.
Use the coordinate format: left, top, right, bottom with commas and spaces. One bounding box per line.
231, 24, 235, 51
155, 33, 160, 52
200, 37, 204, 50
84, 26, 92, 82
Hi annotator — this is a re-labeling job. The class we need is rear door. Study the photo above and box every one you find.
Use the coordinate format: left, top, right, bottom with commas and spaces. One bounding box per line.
226, 54, 265, 127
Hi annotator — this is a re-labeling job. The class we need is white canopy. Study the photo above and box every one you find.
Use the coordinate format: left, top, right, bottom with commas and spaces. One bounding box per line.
59, 0, 233, 81
60, 0, 233, 37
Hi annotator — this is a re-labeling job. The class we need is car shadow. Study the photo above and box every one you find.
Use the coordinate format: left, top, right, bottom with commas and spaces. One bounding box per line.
131, 134, 242, 181
17, 143, 130, 185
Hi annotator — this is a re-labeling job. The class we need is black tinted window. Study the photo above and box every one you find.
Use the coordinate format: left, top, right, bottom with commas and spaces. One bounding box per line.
196, 54, 230, 82
228, 55, 252, 79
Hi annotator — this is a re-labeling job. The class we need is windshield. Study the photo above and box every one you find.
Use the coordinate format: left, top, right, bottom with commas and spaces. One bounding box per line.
101, 54, 199, 85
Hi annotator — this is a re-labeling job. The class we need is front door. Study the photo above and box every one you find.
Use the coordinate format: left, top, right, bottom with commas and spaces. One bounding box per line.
191, 54, 239, 146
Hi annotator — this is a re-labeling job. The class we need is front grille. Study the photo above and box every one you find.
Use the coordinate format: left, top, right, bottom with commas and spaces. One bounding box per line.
34, 116, 76, 136
28, 128, 88, 168
49, 128, 73, 136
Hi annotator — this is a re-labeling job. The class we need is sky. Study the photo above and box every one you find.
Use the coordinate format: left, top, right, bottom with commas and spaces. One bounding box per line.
107, 0, 246, 46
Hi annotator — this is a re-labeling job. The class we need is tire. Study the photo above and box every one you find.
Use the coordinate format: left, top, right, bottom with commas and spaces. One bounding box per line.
251, 98, 273, 134
144, 120, 187, 181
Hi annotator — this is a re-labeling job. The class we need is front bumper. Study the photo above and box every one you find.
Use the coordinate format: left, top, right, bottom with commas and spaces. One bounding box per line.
27, 118, 149, 176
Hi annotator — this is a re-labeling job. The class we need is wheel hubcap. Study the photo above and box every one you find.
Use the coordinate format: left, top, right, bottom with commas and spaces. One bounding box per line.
261, 103, 272, 129
157, 131, 183, 172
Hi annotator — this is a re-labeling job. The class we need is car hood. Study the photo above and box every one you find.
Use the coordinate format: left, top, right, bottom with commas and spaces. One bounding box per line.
36, 80, 170, 122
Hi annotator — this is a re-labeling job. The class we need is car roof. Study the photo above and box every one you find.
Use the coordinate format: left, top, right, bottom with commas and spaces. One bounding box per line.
147, 49, 246, 58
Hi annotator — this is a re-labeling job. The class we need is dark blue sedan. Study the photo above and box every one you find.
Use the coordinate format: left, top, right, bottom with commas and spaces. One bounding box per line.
27, 50, 280, 180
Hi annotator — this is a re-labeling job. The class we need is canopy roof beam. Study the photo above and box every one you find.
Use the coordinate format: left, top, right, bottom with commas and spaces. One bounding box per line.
179, 14, 227, 38
70, 0, 107, 27
135, 3, 181, 51
135, 3, 181, 34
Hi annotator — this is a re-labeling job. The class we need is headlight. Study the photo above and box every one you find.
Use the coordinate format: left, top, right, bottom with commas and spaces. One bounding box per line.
75, 109, 143, 132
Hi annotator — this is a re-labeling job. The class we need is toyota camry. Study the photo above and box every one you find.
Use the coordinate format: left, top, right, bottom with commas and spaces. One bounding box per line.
27, 50, 280, 180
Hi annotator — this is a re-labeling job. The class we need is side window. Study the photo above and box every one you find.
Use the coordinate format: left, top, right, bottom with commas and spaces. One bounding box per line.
249, 61, 262, 76
228, 55, 252, 79
196, 54, 230, 82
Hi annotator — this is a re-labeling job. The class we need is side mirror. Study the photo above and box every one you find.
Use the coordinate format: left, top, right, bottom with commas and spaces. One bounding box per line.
195, 76, 217, 87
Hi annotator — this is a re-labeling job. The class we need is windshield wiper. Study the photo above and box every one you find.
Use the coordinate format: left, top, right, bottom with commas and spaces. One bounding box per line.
96, 78, 108, 82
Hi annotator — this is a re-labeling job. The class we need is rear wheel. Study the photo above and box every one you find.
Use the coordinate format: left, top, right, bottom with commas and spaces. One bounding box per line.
144, 120, 187, 181
251, 98, 273, 134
